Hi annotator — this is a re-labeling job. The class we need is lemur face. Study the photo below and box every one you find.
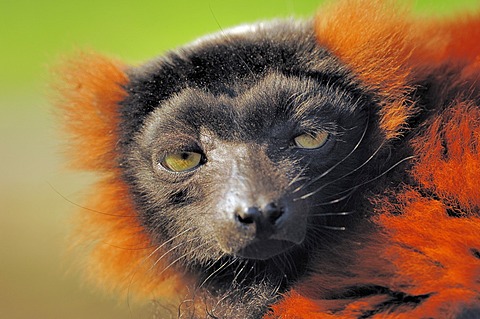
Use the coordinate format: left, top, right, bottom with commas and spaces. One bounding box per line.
119, 22, 381, 268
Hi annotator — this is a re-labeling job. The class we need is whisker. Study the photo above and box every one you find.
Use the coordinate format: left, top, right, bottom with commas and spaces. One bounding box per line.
333, 155, 415, 198
208, 5, 258, 81
158, 240, 212, 276
271, 273, 286, 297
150, 228, 194, 260
236, 261, 256, 287
294, 119, 369, 194
310, 211, 355, 217
153, 237, 199, 270
291, 177, 311, 192
199, 257, 238, 289
102, 242, 154, 251
231, 259, 249, 286
48, 182, 136, 217
278, 253, 296, 280
126, 228, 193, 303
296, 139, 386, 201
198, 255, 225, 281
317, 225, 346, 231
288, 157, 309, 188
307, 155, 414, 208
300, 187, 356, 206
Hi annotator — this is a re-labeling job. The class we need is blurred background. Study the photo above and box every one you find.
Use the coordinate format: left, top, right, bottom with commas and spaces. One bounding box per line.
1, 0, 478, 318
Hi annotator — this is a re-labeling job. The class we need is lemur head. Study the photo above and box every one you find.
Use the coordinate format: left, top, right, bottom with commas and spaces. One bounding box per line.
60, 1, 463, 317
119, 21, 384, 274
56, 1, 421, 316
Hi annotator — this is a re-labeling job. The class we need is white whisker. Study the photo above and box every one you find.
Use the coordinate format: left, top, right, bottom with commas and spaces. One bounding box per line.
297, 186, 356, 205
297, 139, 386, 201
310, 211, 355, 217
199, 257, 238, 289
318, 225, 346, 231
293, 119, 369, 195
158, 240, 212, 276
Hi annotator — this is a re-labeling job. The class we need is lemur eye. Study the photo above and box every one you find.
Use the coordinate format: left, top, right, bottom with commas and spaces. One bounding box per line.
294, 131, 329, 149
161, 152, 203, 172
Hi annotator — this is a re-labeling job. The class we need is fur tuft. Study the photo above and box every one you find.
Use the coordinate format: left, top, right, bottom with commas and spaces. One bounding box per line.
70, 177, 191, 302
54, 53, 191, 303
314, 0, 416, 139
53, 53, 128, 171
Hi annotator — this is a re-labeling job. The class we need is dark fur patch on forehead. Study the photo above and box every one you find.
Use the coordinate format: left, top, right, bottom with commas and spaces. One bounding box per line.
138, 71, 366, 149
118, 20, 358, 148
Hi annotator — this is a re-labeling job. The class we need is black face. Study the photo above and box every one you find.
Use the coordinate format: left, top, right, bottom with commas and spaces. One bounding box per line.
119, 21, 382, 289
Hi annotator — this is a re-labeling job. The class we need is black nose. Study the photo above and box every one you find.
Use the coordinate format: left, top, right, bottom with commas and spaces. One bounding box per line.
236, 202, 284, 226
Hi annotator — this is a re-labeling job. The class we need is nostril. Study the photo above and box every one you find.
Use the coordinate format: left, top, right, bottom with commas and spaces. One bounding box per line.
264, 202, 284, 223
235, 203, 284, 226
237, 214, 254, 224
236, 206, 261, 225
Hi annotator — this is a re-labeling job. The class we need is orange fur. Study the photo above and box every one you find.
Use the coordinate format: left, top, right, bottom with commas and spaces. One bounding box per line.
314, 0, 480, 139
55, 53, 191, 303
315, 0, 416, 139
72, 176, 190, 302
412, 104, 480, 212
420, 15, 480, 63
54, 53, 128, 171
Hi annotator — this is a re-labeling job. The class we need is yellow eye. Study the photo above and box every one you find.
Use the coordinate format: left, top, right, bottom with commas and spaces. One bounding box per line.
294, 131, 329, 149
161, 152, 203, 172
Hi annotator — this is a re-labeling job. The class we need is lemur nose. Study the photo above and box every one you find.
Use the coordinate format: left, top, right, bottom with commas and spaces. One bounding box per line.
236, 202, 284, 226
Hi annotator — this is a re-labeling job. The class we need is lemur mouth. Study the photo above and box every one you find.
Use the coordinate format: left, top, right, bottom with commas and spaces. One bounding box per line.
236, 239, 297, 260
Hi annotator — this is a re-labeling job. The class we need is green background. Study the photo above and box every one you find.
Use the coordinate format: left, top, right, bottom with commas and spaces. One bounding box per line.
1, 1, 478, 318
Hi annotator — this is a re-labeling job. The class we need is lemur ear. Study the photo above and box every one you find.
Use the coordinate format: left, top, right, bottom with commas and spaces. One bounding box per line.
53, 52, 128, 172
314, 0, 416, 140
